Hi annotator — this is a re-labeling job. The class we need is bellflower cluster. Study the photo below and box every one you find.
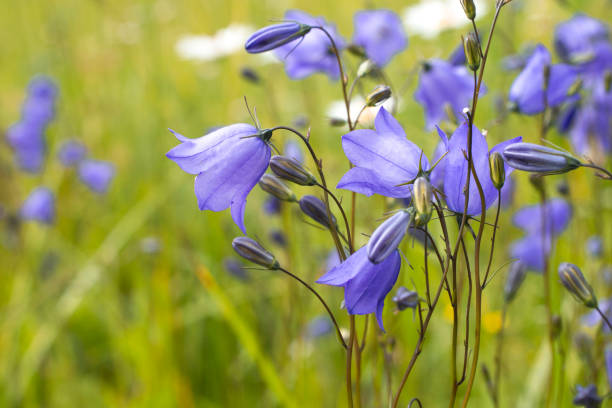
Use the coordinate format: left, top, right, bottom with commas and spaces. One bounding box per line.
6, 76, 58, 172
510, 198, 572, 272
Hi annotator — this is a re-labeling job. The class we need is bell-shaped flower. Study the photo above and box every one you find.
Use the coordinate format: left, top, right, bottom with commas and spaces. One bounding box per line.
337, 107, 434, 198
508, 44, 579, 115
78, 159, 115, 194
317, 246, 400, 331
414, 59, 483, 130
20, 187, 55, 225
554, 14, 609, 64
273, 10, 346, 80
441, 122, 521, 215
352, 9, 407, 67
166, 124, 272, 233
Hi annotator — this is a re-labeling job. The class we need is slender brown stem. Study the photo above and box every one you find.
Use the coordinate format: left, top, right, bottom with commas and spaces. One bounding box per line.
482, 190, 502, 288
458, 237, 473, 387
316, 182, 354, 253
596, 306, 612, 331
581, 163, 612, 180
347, 315, 355, 408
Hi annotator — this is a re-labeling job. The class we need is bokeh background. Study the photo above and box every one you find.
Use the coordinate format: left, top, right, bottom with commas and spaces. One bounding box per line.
1, 0, 611, 406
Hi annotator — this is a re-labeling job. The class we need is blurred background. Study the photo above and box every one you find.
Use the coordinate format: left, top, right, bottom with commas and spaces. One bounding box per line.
1, 0, 611, 406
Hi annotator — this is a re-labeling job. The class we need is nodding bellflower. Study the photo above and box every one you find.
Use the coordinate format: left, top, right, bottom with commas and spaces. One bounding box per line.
441, 123, 521, 216
20, 187, 55, 225
317, 246, 400, 331
78, 159, 115, 193
414, 59, 484, 130
367, 210, 411, 264
554, 14, 609, 64
166, 124, 272, 233
245, 22, 311, 54
572, 384, 603, 408
352, 9, 407, 67
502, 142, 582, 175
337, 107, 431, 199
392, 287, 419, 311
57, 140, 87, 167
273, 10, 346, 80
508, 44, 579, 115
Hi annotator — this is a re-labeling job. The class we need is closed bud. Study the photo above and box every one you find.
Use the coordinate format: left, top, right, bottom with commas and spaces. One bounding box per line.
460, 0, 476, 20
270, 155, 317, 186
558, 262, 597, 308
503, 142, 582, 175
258, 174, 296, 202
232, 237, 279, 269
366, 85, 392, 107
463, 33, 481, 71
299, 195, 337, 229
367, 210, 410, 264
413, 177, 433, 227
489, 151, 506, 190
245, 22, 311, 54
504, 261, 527, 303
392, 287, 419, 311
347, 44, 367, 58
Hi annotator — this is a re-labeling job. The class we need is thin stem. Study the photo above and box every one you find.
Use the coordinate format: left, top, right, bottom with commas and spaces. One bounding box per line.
354, 329, 362, 408
347, 315, 355, 408
596, 306, 612, 331
278, 267, 347, 349
316, 182, 354, 253
581, 163, 612, 180
482, 190, 502, 289
458, 237, 473, 387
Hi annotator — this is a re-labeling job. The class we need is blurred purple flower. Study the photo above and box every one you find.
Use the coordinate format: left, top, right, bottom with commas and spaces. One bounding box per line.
20, 187, 55, 225
554, 14, 609, 64
582, 298, 611, 333
508, 44, 578, 115
263, 196, 281, 215
586, 235, 604, 258
441, 122, 521, 215
317, 246, 400, 331
57, 140, 87, 166
22, 76, 58, 125
352, 9, 407, 67
337, 107, 430, 198
414, 59, 483, 130
223, 257, 249, 281
78, 160, 115, 193
283, 140, 304, 164
306, 316, 333, 338
166, 124, 272, 233
501, 44, 536, 71
572, 384, 602, 408
448, 43, 466, 67
274, 10, 346, 80
606, 347, 612, 390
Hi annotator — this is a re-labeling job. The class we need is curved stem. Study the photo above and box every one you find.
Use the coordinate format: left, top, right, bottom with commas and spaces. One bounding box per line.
316, 183, 354, 253
347, 315, 355, 408
596, 305, 612, 331
278, 267, 347, 349
581, 163, 612, 180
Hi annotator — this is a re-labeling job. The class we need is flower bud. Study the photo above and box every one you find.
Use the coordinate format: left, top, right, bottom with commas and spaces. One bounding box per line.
502, 142, 582, 175
366, 85, 392, 107
347, 44, 367, 58
357, 59, 378, 78
463, 33, 481, 71
489, 151, 506, 190
558, 262, 597, 308
392, 286, 419, 311
258, 174, 296, 202
232, 237, 279, 269
504, 261, 527, 303
299, 195, 337, 229
367, 210, 410, 264
245, 22, 311, 54
460, 0, 476, 20
413, 177, 432, 227
270, 155, 317, 186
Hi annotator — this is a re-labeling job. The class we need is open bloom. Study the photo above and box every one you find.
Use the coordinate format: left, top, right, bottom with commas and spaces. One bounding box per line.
337, 107, 430, 198
78, 159, 115, 193
166, 124, 272, 233
317, 246, 400, 330
414, 59, 483, 130
352, 9, 407, 67
20, 187, 55, 224
508, 44, 578, 115
441, 123, 521, 215
273, 10, 346, 80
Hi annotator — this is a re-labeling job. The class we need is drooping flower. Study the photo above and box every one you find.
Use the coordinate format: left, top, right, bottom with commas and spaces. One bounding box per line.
441, 123, 521, 215
554, 14, 609, 64
337, 107, 431, 198
352, 9, 407, 67
273, 10, 346, 80
317, 246, 400, 330
20, 187, 55, 225
78, 159, 115, 193
166, 124, 272, 233
57, 140, 87, 167
508, 44, 579, 115
414, 59, 483, 130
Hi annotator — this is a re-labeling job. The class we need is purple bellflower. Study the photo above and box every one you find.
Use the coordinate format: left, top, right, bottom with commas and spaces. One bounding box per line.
510, 198, 572, 273
57, 140, 87, 167
337, 107, 432, 198
166, 124, 272, 233
352, 9, 407, 67
414, 59, 484, 130
273, 10, 346, 80
317, 246, 400, 331
448, 43, 467, 67
245, 22, 311, 54
508, 44, 578, 115
78, 159, 115, 193
554, 14, 609, 64
20, 187, 55, 225
572, 384, 602, 408
441, 122, 521, 215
